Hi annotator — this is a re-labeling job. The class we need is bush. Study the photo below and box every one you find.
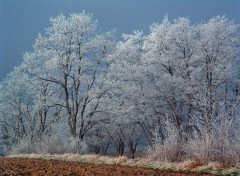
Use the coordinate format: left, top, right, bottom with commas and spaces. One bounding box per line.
146, 116, 240, 166
185, 125, 240, 165
147, 140, 184, 162
147, 119, 185, 162
10, 135, 88, 155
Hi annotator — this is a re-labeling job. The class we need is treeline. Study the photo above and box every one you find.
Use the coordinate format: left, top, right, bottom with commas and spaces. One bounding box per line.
0, 12, 240, 164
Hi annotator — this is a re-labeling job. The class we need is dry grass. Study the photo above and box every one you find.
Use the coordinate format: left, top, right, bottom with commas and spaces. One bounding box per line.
177, 160, 201, 170
116, 156, 128, 165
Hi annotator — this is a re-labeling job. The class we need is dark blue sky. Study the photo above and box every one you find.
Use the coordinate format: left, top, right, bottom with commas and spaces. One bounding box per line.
0, 0, 240, 81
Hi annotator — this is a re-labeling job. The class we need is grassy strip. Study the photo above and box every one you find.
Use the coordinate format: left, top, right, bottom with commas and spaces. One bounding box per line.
8, 154, 240, 175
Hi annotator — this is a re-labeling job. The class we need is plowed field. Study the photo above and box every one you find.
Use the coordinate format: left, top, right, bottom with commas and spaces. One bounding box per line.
0, 158, 216, 176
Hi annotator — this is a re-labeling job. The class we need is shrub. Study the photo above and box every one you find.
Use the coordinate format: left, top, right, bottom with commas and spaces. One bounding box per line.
146, 115, 240, 166
9, 135, 88, 155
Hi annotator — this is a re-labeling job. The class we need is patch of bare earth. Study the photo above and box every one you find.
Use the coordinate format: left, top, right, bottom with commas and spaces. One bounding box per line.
0, 158, 216, 176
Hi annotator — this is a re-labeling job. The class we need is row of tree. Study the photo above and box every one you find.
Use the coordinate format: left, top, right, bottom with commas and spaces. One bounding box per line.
0, 12, 240, 160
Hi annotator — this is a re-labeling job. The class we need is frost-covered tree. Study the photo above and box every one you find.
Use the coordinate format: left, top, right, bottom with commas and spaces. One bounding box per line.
105, 31, 146, 155
0, 68, 34, 150
30, 12, 115, 139
0, 62, 62, 154
0, 12, 115, 154
142, 16, 239, 143
142, 17, 199, 144
193, 16, 239, 136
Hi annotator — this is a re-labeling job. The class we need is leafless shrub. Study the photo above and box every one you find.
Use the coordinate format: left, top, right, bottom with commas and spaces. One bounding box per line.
10, 137, 38, 155
146, 115, 240, 166
10, 135, 88, 155
147, 142, 183, 162
185, 116, 240, 165
147, 119, 184, 162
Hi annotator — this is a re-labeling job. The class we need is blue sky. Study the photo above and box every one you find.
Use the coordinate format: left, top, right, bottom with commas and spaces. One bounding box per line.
0, 0, 240, 81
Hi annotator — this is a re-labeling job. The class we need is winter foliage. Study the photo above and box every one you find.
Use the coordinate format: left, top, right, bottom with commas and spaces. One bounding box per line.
0, 12, 240, 164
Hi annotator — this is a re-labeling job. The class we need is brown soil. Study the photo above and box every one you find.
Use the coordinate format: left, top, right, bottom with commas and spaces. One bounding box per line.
0, 158, 217, 176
